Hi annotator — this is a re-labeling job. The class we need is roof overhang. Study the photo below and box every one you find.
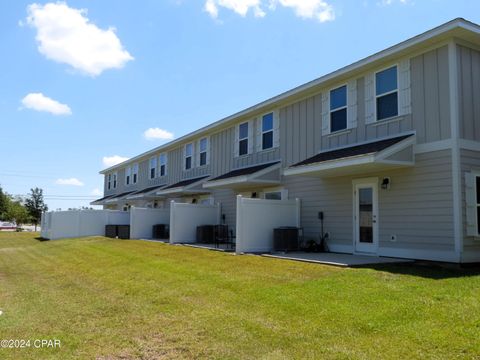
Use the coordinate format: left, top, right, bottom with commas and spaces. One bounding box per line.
99, 19, 480, 175
203, 162, 281, 190
156, 177, 210, 196
126, 185, 167, 200
104, 191, 136, 204
90, 195, 114, 206
284, 135, 416, 178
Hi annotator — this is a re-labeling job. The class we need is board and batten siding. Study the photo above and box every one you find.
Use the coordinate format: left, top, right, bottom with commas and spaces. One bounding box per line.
279, 45, 451, 168
210, 118, 280, 178
458, 45, 480, 141
283, 150, 454, 259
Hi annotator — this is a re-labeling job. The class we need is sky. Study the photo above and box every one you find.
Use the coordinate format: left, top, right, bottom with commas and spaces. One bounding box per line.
0, 0, 479, 211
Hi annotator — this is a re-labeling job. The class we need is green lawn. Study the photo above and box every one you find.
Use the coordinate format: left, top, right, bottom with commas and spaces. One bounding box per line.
0, 233, 479, 359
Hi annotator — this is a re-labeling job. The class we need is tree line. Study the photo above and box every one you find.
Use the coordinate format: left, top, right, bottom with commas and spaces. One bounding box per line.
0, 186, 48, 230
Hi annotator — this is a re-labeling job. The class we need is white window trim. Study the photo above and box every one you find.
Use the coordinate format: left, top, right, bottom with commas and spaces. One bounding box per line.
125, 166, 131, 186
159, 153, 167, 177
184, 143, 194, 170
329, 83, 348, 134
262, 187, 288, 200
374, 64, 399, 122
149, 157, 157, 180
198, 137, 209, 167
132, 163, 139, 184
113, 172, 117, 189
107, 174, 112, 190
260, 112, 275, 151
238, 121, 250, 157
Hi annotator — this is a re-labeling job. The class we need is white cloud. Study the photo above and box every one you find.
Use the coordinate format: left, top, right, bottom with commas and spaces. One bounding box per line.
102, 155, 129, 167
21, 92, 72, 115
143, 127, 175, 141
378, 0, 410, 5
271, 0, 335, 22
26, 2, 133, 76
204, 0, 265, 18
91, 188, 102, 196
203, 0, 333, 21
55, 178, 84, 186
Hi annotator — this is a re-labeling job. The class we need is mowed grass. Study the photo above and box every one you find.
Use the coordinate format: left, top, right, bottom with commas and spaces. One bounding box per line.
0, 233, 479, 359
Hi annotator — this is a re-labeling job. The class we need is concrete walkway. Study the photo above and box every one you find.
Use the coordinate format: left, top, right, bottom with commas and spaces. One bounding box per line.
262, 252, 413, 267
182, 243, 235, 252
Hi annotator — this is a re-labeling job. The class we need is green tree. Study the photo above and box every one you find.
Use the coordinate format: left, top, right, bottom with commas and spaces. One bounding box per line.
0, 185, 9, 220
25, 188, 48, 231
5, 200, 30, 227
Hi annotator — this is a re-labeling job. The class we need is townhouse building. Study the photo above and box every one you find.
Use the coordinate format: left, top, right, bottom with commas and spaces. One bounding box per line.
93, 18, 480, 263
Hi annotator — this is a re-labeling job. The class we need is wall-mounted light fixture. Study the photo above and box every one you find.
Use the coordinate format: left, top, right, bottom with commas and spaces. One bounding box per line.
381, 177, 391, 190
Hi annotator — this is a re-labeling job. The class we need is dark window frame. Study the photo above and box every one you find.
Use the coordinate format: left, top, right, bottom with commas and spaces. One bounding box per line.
185, 143, 193, 170
149, 157, 157, 179
159, 153, 167, 177
261, 113, 274, 150
199, 138, 208, 166
329, 85, 348, 133
375, 65, 399, 121
238, 122, 249, 156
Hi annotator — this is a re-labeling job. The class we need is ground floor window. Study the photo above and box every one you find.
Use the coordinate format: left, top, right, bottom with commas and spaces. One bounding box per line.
263, 188, 288, 200
264, 191, 282, 200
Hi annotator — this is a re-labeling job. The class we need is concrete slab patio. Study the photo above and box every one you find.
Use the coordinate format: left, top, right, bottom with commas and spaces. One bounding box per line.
262, 252, 414, 267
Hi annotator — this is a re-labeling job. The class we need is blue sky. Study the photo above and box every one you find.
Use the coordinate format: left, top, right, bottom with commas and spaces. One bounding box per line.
0, 0, 479, 211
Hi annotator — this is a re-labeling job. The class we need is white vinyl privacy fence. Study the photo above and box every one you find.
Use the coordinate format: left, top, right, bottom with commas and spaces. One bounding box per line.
129, 207, 170, 239
40, 210, 129, 240
235, 196, 301, 253
169, 202, 221, 244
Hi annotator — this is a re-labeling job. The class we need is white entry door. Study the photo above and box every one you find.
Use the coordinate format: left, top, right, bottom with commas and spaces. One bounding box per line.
353, 179, 379, 254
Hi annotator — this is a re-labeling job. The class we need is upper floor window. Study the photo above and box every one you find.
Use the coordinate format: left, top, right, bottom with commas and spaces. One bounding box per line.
149, 157, 157, 179
113, 172, 117, 188
185, 143, 193, 170
330, 85, 347, 132
376, 66, 398, 121
159, 153, 167, 176
132, 164, 138, 184
239, 122, 249, 156
199, 138, 208, 166
262, 113, 274, 150
125, 167, 131, 185
107, 174, 112, 190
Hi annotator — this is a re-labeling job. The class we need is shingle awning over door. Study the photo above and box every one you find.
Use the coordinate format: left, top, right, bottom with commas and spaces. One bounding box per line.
156, 176, 210, 196
126, 185, 167, 200
203, 162, 281, 190
103, 191, 136, 204
90, 194, 115, 206
284, 134, 415, 178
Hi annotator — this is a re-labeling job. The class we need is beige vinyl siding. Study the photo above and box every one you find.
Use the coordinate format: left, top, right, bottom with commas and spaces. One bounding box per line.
209, 122, 280, 178
284, 150, 454, 256
378, 150, 454, 252
279, 45, 451, 168
458, 45, 480, 141
460, 149, 480, 256
410, 46, 451, 143
212, 189, 237, 228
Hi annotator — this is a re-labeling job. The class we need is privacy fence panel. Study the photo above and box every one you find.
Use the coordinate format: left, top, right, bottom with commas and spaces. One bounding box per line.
40, 210, 129, 240
235, 196, 301, 253
169, 202, 221, 244
129, 207, 170, 239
